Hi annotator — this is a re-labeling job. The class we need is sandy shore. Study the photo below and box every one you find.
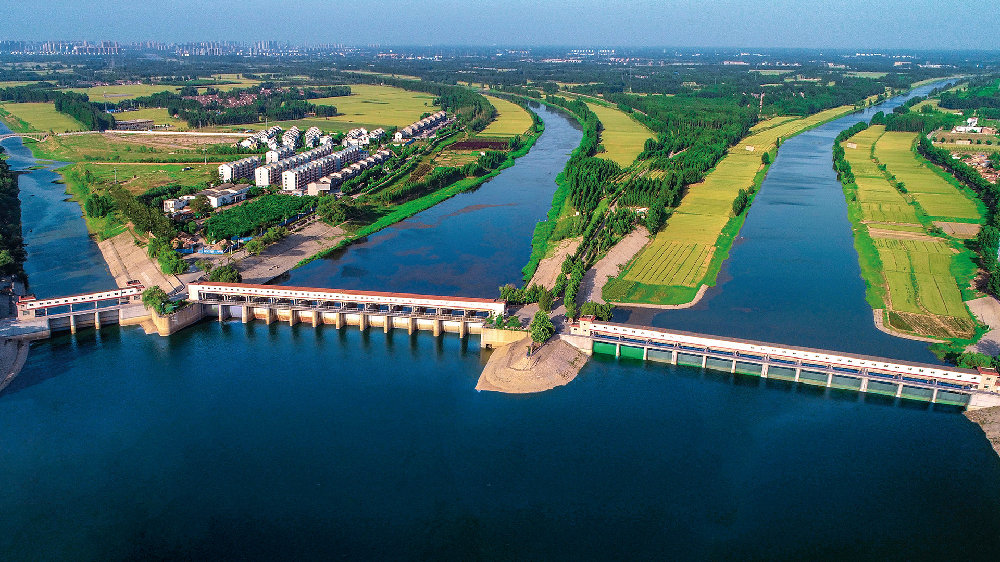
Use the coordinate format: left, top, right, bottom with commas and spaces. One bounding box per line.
528, 237, 580, 289
476, 335, 587, 394
966, 405, 1000, 458
235, 219, 345, 284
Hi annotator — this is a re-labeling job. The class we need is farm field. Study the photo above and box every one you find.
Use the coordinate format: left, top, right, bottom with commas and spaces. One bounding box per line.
839, 127, 978, 340
874, 132, 983, 220
309, 84, 438, 129
72, 162, 217, 195
585, 101, 654, 167
608, 106, 855, 304
27, 132, 244, 163
0, 102, 86, 132
111, 108, 188, 128
62, 84, 179, 100
479, 96, 533, 137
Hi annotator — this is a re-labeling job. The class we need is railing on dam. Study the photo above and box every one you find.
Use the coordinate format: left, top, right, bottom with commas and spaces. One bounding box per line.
188, 282, 507, 317
570, 318, 1000, 409
17, 283, 144, 319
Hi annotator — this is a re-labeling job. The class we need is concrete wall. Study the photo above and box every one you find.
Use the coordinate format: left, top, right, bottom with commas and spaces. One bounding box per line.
150, 303, 206, 336
481, 328, 528, 349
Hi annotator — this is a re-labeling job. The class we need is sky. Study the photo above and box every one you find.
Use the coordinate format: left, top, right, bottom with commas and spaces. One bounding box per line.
1, 0, 998, 50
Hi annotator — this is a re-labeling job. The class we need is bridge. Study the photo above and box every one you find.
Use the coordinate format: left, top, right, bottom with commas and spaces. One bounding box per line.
16, 284, 146, 334
0, 133, 49, 142
189, 282, 507, 337
569, 318, 1000, 409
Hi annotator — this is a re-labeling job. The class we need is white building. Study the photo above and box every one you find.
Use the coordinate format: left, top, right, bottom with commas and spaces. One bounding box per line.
218, 155, 261, 183
202, 184, 250, 208
282, 126, 301, 149
266, 145, 294, 163
304, 126, 322, 148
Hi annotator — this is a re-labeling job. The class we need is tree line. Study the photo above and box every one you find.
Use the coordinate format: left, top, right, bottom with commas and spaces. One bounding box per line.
0, 84, 114, 130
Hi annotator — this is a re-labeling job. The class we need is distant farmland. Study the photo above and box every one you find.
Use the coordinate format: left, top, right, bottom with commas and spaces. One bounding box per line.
585, 101, 653, 167
479, 96, 533, 137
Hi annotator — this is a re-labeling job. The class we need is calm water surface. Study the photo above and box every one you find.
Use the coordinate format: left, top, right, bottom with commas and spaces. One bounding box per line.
4, 89, 1000, 560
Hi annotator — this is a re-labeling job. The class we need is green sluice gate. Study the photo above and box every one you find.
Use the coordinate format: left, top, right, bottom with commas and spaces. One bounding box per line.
867, 380, 899, 396
768, 365, 797, 380
798, 369, 828, 386
647, 349, 673, 363
676, 352, 703, 367
620, 345, 645, 360
900, 386, 934, 401
735, 361, 763, 376
593, 341, 617, 356
706, 357, 732, 372
830, 374, 862, 390
935, 390, 971, 406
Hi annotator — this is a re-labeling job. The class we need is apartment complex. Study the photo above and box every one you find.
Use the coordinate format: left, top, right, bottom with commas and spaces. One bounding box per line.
218, 155, 262, 183
392, 111, 447, 142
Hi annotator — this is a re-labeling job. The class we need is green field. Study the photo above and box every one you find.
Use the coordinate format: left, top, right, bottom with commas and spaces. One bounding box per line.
585, 102, 654, 167
612, 107, 854, 303
26, 132, 240, 163
111, 108, 188, 128
310, 84, 438, 129
0, 102, 86, 132
479, 96, 533, 137
874, 132, 983, 220
839, 127, 978, 340
63, 84, 180, 101
76, 162, 217, 195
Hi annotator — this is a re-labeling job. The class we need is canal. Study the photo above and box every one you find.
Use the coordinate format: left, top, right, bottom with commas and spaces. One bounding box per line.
2, 88, 1000, 559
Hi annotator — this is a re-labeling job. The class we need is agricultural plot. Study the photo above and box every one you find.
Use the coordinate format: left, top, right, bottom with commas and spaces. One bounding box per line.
63, 84, 179, 100
615, 108, 855, 303
309, 84, 438, 129
873, 238, 969, 319
874, 132, 982, 220
0, 102, 86, 132
79, 162, 217, 195
111, 108, 186, 128
842, 126, 922, 226
585, 101, 654, 167
479, 96, 533, 137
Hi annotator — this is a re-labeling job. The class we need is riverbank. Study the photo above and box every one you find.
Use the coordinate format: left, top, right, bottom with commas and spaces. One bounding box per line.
965, 405, 1000, 458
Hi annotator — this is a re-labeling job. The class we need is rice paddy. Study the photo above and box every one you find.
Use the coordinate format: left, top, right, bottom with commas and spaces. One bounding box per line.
611, 107, 855, 304
585, 102, 654, 167
874, 132, 983, 220
63, 84, 180, 101
309, 84, 438, 129
0, 102, 86, 132
840, 127, 978, 339
479, 96, 534, 137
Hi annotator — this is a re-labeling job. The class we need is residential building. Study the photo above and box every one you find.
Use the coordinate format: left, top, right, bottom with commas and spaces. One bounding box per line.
218, 155, 262, 183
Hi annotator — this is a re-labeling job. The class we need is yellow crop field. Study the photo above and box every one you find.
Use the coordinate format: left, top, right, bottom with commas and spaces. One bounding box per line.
842, 126, 921, 225
614, 107, 855, 303
585, 102, 653, 167
479, 96, 533, 137
874, 132, 983, 220
309, 84, 438, 129
0, 102, 86, 132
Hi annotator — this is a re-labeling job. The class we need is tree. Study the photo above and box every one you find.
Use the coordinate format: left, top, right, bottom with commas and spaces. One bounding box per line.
761, 152, 771, 165
190, 194, 213, 216
529, 311, 554, 344
245, 239, 265, 255
141, 285, 169, 314
207, 263, 241, 283
538, 288, 553, 312
645, 205, 666, 234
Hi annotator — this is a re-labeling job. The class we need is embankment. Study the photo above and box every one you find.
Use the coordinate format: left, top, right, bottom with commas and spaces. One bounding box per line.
476, 335, 588, 394
966, 405, 1000, 458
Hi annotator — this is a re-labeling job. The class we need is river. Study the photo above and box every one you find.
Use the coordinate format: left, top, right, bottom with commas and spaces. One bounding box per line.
623, 81, 952, 365
3, 90, 1000, 560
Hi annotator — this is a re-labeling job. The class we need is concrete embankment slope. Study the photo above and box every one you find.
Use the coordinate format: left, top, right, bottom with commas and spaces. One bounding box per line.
966, 406, 1000, 458
0, 338, 30, 394
477, 335, 588, 394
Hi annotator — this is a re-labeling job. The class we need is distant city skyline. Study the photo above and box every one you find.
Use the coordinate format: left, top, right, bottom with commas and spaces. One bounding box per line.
1, 0, 999, 50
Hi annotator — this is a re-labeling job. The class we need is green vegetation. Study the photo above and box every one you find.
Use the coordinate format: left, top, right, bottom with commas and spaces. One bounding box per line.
204, 195, 315, 241
0, 102, 86, 132
310, 84, 438, 129
584, 101, 654, 166
206, 263, 242, 283
0, 85, 114, 130
0, 147, 26, 278
141, 286, 170, 314
529, 311, 555, 344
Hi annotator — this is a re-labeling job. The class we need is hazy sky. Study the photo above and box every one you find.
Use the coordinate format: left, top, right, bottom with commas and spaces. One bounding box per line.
1, 0, 998, 50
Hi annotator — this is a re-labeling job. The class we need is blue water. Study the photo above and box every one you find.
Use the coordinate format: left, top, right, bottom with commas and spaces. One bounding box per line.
626, 82, 954, 364
4, 87, 1000, 560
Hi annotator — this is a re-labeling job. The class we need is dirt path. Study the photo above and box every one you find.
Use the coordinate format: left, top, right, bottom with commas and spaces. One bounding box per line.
579, 228, 650, 304
236, 220, 346, 284
527, 237, 581, 289
867, 228, 938, 242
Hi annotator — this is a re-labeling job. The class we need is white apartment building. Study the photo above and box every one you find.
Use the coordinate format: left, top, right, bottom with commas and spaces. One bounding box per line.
218, 155, 262, 183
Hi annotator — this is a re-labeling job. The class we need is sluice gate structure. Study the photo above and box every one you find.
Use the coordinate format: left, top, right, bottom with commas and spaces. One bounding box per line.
15, 285, 148, 336
188, 282, 507, 338
570, 318, 1000, 410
